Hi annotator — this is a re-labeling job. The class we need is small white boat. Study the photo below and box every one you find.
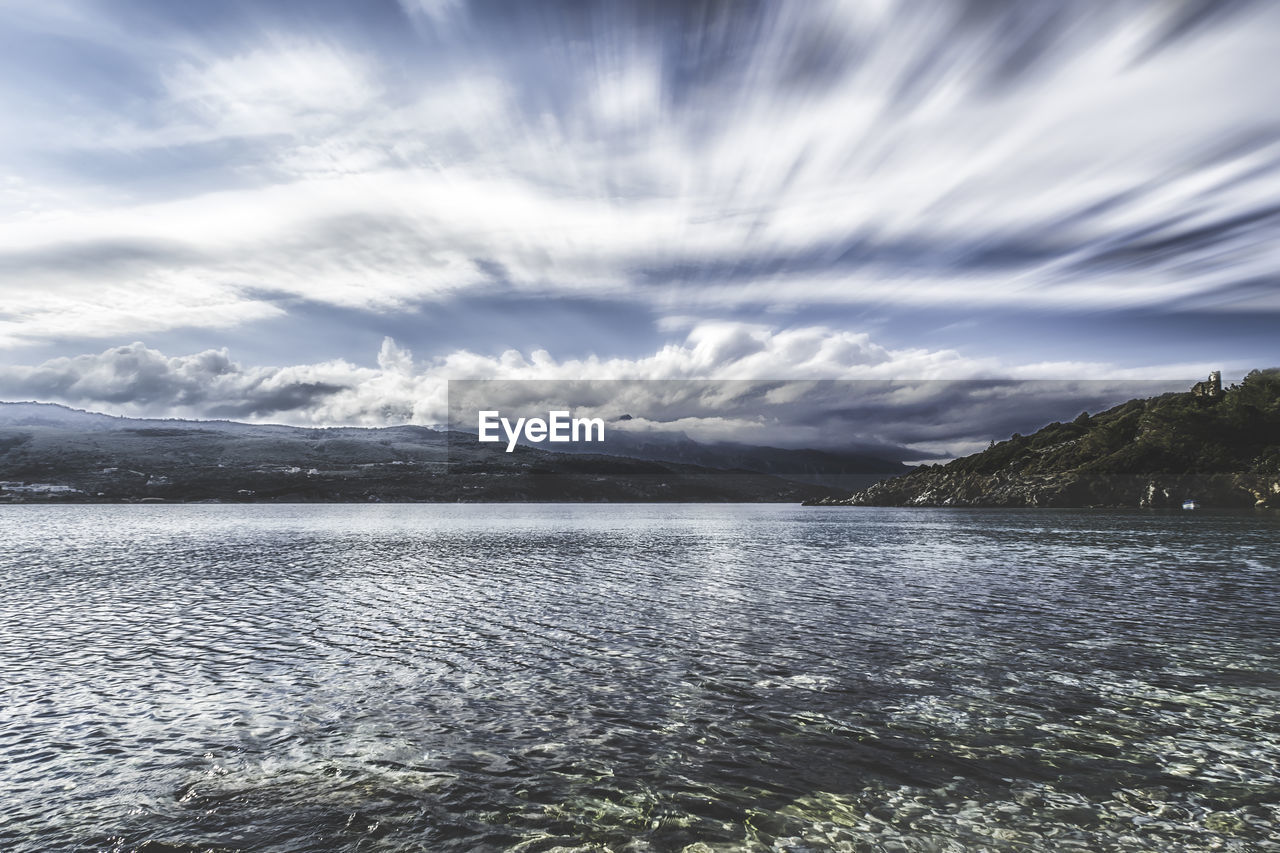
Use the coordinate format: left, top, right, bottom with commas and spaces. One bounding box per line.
1182, 499, 1199, 510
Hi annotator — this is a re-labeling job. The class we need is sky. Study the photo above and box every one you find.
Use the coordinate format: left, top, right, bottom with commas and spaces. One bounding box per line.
0, 0, 1277, 443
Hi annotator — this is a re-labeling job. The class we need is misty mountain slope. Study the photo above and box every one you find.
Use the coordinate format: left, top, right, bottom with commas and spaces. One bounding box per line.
0, 405, 841, 503
812, 369, 1280, 509
0, 401, 273, 434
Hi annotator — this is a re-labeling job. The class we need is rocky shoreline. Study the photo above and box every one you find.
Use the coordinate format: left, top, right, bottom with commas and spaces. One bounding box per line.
806, 471, 1279, 509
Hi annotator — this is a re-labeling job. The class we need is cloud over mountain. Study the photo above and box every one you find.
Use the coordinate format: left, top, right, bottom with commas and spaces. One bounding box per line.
0, 326, 1204, 458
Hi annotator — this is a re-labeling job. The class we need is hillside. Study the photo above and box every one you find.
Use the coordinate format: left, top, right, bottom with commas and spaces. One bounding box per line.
809, 369, 1280, 509
0, 404, 850, 503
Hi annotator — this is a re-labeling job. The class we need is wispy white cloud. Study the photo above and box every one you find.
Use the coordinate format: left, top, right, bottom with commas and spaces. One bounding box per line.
158, 41, 381, 143
0, 0, 1276, 363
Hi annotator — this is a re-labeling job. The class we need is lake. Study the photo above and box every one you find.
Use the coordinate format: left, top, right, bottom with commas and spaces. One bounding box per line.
1, 504, 1277, 851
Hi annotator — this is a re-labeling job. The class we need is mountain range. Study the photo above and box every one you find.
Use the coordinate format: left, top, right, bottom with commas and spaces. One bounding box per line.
0, 402, 907, 503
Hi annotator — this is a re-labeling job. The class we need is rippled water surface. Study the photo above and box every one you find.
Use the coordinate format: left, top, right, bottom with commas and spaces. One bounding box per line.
1, 504, 1278, 852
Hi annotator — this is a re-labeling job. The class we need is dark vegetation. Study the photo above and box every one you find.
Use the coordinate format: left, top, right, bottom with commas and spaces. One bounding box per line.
811, 369, 1280, 508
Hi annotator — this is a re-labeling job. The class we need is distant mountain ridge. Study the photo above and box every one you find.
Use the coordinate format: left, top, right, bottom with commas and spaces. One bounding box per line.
0, 401, 369, 435
0, 401, 145, 431
0, 402, 895, 503
809, 369, 1280, 509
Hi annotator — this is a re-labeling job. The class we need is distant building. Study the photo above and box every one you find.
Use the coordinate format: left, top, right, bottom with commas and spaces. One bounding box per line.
1191, 371, 1223, 399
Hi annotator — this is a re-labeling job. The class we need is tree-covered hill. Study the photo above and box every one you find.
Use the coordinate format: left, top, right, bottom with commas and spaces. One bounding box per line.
811, 369, 1280, 509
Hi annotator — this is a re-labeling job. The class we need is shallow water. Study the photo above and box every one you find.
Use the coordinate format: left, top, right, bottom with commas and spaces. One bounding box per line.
0, 504, 1277, 852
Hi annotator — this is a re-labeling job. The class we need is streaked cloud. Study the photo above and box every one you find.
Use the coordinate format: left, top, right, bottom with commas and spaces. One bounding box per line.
0, 0, 1276, 404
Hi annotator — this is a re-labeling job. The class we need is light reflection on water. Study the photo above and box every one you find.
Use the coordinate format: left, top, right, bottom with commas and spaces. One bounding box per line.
0, 504, 1277, 852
